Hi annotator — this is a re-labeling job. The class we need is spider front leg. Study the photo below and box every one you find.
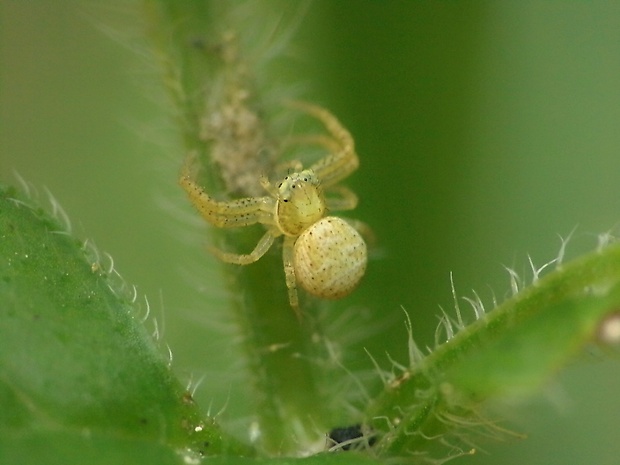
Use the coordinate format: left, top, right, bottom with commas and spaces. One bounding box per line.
180, 166, 275, 228
286, 100, 359, 188
180, 160, 280, 265
210, 229, 278, 265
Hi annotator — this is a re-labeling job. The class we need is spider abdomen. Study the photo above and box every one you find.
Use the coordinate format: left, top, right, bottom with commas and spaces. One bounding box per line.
293, 217, 367, 300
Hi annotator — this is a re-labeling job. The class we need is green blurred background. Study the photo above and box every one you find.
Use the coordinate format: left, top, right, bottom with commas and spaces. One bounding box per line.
2, 1, 620, 463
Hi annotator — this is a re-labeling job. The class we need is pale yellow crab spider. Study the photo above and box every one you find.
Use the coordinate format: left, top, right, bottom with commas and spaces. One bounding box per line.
180, 101, 367, 314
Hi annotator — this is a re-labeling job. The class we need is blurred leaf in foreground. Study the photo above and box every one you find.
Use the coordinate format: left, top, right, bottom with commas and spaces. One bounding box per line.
0, 185, 249, 463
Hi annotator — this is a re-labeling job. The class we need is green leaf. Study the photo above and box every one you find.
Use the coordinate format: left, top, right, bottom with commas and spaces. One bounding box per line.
445, 284, 620, 400
0, 431, 182, 465
365, 244, 620, 456
0, 185, 250, 461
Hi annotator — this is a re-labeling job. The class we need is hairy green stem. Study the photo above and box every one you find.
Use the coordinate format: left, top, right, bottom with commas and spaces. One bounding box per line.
143, 0, 330, 453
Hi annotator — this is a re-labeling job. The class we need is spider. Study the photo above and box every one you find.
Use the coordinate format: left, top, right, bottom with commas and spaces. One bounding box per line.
180, 101, 367, 314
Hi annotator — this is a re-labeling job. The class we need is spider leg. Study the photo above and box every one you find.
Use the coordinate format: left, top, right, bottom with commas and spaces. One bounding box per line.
286, 100, 359, 187
325, 185, 358, 211
282, 235, 302, 318
210, 229, 277, 265
283, 134, 340, 153
259, 173, 278, 197
180, 170, 275, 228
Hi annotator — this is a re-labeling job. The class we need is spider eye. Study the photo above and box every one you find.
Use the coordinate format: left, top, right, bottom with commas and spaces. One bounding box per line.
283, 199, 289, 203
